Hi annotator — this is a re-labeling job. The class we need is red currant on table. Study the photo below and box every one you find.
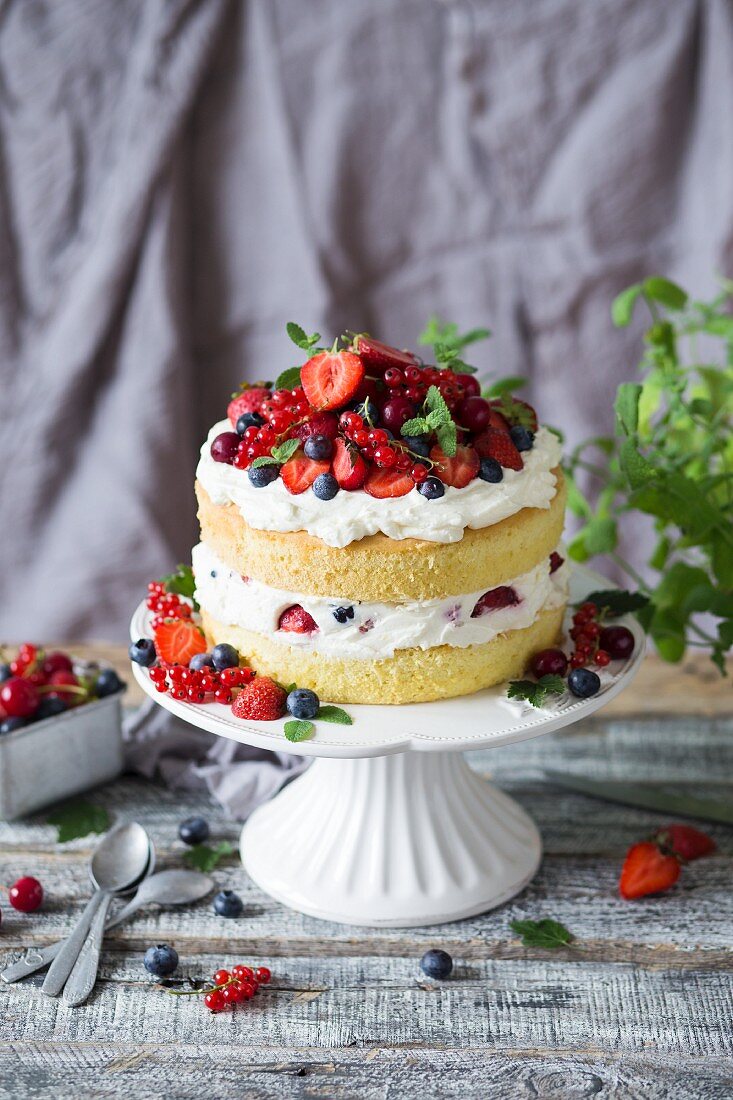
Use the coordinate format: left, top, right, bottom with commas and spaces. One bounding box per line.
204, 989, 226, 1013
254, 966, 271, 984
223, 981, 245, 1005
9, 876, 43, 912
594, 649, 611, 667
213, 968, 230, 985
232, 964, 254, 982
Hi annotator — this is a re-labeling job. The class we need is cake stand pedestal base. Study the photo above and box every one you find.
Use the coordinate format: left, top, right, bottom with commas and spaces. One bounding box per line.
239, 750, 541, 927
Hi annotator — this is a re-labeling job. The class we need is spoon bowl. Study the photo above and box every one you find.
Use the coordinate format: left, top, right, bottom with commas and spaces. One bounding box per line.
90, 822, 152, 893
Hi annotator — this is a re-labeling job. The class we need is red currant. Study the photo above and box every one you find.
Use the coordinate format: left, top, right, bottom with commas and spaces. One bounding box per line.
239, 981, 256, 1000
353, 429, 370, 448
460, 375, 481, 397
594, 650, 611, 667
232, 964, 254, 982
254, 966, 271, 984
213, 968, 230, 985
339, 411, 363, 435
404, 366, 423, 385
383, 367, 404, 388
530, 649, 568, 678
204, 989, 226, 1012
395, 452, 411, 471
9, 876, 43, 913
570, 653, 586, 669
373, 446, 396, 467
0, 678, 39, 718
410, 464, 428, 482
213, 687, 232, 704
223, 981, 244, 1005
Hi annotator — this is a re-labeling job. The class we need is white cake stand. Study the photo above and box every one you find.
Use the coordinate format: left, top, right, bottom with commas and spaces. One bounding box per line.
130, 565, 644, 927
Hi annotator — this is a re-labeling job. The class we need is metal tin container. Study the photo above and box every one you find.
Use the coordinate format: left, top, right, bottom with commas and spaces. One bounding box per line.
0, 694, 124, 820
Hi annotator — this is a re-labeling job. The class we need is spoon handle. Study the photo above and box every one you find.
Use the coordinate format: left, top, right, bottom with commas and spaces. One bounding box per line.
41, 891, 104, 997
62, 893, 114, 1006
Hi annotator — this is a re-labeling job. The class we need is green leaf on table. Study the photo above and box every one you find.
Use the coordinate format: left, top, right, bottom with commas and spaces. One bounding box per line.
183, 841, 234, 872
506, 675, 565, 708
284, 719, 315, 743
317, 705, 353, 725
47, 801, 111, 844
583, 589, 650, 617
275, 366, 302, 390
510, 918, 574, 949
612, 283, 643, 327
161, 564, 198, 609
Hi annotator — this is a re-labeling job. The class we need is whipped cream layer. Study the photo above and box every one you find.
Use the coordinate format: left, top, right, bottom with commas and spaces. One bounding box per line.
196, 420, 563, 548
193, 541, 569, 661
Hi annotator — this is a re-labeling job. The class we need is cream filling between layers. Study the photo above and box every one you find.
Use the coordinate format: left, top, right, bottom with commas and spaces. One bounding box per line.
196, 420, 563, 548
193, 541, 569, 661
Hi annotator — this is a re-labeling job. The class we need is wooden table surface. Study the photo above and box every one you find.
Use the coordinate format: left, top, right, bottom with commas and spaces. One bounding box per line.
1, 651, 731, 1099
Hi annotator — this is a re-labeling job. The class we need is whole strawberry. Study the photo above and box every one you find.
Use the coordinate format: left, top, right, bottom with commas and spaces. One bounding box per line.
227, 384, 271, 428
655, 824, 716, 862
231, 678, 286, 722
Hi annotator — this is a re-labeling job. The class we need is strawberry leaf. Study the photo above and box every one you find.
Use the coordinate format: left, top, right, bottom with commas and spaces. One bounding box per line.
506, 675, 565, 708
284, 719, 315, 742
316, 705, 353, 725
182, 841, 234, 872
47, 801, 111, 844
510, 918, 574, 949
484, 376, 527, 398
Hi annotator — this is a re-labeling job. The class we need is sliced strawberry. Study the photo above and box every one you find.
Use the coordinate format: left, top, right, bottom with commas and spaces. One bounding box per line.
429, 444, 479, 488
656, 824, 716, 861
280, 450, 331, 494
363, 466, 415, 498
471, 586, 520, 618
619, 840, 680, 899
331, 438, 367, 490
354, 335, 420, 372
153, 620, 207, 665
301, 351, 364, 411
278, 605, 318, 633
473, 427, 523, 471
486, 408, 511, 433
227, 386, 271, 427
292, 412, 339, 442
491, 397, 538, 432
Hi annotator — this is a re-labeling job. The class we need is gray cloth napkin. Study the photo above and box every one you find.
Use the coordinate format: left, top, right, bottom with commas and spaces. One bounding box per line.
123, 700, 308, 821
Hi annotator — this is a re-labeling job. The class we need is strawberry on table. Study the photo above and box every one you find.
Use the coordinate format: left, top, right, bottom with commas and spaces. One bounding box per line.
354, 335, 420, 372
280, 450, 331, 494
655, 824, 716, 861
331, 438, 367, 490
429, 444, 479, 488
154, 620, 207, 666
300, 351, 364, 411
619, 840, 681, 899
473, 427, 523, 471
227, 385, 271, 428
363, 467, 415, 498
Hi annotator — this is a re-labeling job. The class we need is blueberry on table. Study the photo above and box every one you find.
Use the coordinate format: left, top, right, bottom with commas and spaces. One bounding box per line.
248, 464, 279, 488
312, 473, 339, 500
95, 668, 125, 697
211, 643, 239, 671
178, 816, 210, 846
568, 668, 601, 698
478, 457, 503, 483
418, 476, 445, 500
144, 944, 179, 978
509, 426, 534, 452
286, 688, 320, 720
420, 949, 453, 979
213, 890, 244, 918
129, 638, 156, 667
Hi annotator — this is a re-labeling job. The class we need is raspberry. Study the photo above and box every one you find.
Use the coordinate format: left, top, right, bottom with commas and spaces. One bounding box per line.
231, 678, 286, 721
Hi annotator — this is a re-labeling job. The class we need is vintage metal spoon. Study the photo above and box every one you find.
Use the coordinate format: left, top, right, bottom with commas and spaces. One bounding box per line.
41, 822, 151, 997
1, 870, 213, 985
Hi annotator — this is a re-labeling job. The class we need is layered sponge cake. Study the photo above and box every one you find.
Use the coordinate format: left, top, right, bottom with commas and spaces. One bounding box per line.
193, 328, 567, 704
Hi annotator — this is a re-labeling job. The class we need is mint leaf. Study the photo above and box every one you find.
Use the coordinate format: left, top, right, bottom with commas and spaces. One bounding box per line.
161, 564, 198, 608
510, 918, 573, 949
614, 382, 642, 435
275, 366, 302, 390
272, 438, 300, 463
425, 409, 447, 430
424, 385, 451, 422
286, 322, 321, 352
484, 376, 526, 398
47, 801, 110, 844
643, 276, 688, 311
435, 420, 457, 457
506, 675, 565, 708
401, 417, 430, 437
317, 705, 353, 725
583, 589, 649, 617
250, 455, 279, 468
183, 841, 233, 872
284, 719, 315, 742
495, 394, 536, 429
612, 283, 643, 327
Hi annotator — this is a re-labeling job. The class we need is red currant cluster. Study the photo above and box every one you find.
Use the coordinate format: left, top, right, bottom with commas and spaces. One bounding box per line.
146, 582, 193, 629
338, 410, 429, 483
378, 362, 481, 412
260, 385, 310, 431
233, 421, 277, 469
203, 965, 271, 1013
570, 603, 611, 668
149, 663, 255, 705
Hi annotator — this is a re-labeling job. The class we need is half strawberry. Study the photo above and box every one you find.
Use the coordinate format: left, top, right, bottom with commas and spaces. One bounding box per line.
331, 438, 367, 490
354, 335, 420, 372
280, 450, 331, 494
301, 351, 364, 411
363, 466, 414, 498
473, 427, 523, 471
429, 444, 479, 488
153, 620, 207, 665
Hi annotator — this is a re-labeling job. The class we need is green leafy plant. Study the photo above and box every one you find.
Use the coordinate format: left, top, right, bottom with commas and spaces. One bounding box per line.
565, 277, 733, 672
419, 317, 491, 375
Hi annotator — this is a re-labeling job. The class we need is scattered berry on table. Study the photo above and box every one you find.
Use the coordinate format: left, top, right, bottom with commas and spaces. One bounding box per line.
46, 670, 84, 706
332, 606, 355, 624
178, 816, 210, 846
303, 434, 333, 461
471, 586, 520, 617
40, 651, 74, 677
154, 620, 207, 666
210, 431, 241, 464
211, 643, 240, 671
655, 824, 716, 861
129, 638, 156, 667
204, 989, 226, 1012
0, 716, 27, 734
213, 890, 244, 918
189, 652, 215, 671
420, 949, 453, 979
231, 678, 286, 721
9, 876, 43, 913
530, 649, 568, 678
567, 668, 601, 698
232, 964, 254, 982
95, 668, 125, 697
417, 476, 445, 500
312, 472, 339, 500
0, 678, 39, 719
235, 411, 265, 435
213, 968, 231, 986
144, 944, 179, 978
278, 605, 318, 634
248, 464, 279, 488
286, 688, 320, 720
619, 840, 680, 900
478, 457, 503, 482
35, 697, 68, 721
254, 967, 271, 983
509, 425, 534, 452
598, 625, 635, 660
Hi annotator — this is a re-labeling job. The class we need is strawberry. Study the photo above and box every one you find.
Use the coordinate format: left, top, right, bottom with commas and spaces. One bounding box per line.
227, 385, 271, 427
473, 427, 523, 471
429, 444, 479, 488
292, 412, 339, 442
549, 551, 565, 574
153, 620, 207, 666
492, 397, 538, 432
354, 335, 419, 372
471, 586, 520, 617
280, 450, 331, 494
363, 466, 414, 499
486, 408, 512, 433
231, 677, 286, 722
331, 438, 367, 490
619, 840, 681, 900
278, 605, 318, 633
655, 824, 716, 861
301, 351, 364, 411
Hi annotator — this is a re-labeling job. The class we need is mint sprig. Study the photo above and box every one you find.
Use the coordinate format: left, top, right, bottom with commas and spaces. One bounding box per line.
275, 366, 303, 390
510, 918, 574, 949
316, 705, 353, 725
506, 675, 565, 708
250, 438, 300, 468
419, 317, 491, 374
286, 322, 323, 358
400, 385, 457, 457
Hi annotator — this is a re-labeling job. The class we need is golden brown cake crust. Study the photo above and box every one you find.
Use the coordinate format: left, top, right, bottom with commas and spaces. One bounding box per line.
196, 470, 566, 601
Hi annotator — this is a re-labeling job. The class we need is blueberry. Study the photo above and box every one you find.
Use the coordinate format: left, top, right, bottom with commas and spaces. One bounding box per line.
304, 434, 333, 461
213, 890, 244, 918
403, 436, 430, 457
236, 411, 264, 434
0, 663, 11, 683
418, 476, 445, 499
420, 949, 453, 979
333, 606, 355, 624
567, 668, 601, 699
189, 652, 215, 671
312, 473, 339, 500
353, 398, 379, 424
509, 426, 534, 452
478, 457, 503, 483
0, 716, 26, 735
129, 638, 156, 667
248, 464, 279, 488
143, 944, 179, 978
211, 643, 239, 671
95, 668, 125, 697
35, 697, 67, 721
178, 816, 210, 846
286, 687, 320, 720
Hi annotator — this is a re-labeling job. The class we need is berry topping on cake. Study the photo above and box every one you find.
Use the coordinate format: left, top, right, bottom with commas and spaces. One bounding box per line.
429, 444, 479, 488
510, 425, 535, 452
301, 350, 365, 410
333, 605, 355, 623
364, 467, 415, 498
331, 438, 368, 490
292, 412, 339, 441
231, 677, 286, 721
312, 472, 340, 500
493, 396, 538, 432
549, 551, 565, 573
471, 586, 520, 617
353, 335, 420, 372
281, 451, 331, 495
278, 605, 318, 633
228, 385, 271, 428
153, 620, 207, 665
303, 434, 333, 461
473, 427, 523, 471
418, 475, 445, 499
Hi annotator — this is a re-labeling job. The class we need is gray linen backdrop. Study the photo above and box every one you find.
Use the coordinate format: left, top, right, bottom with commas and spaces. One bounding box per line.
1, 1, 731, 814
